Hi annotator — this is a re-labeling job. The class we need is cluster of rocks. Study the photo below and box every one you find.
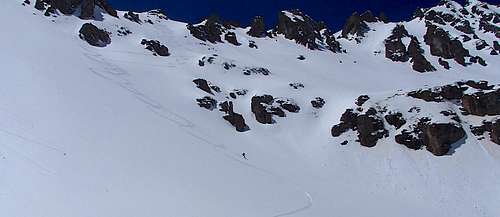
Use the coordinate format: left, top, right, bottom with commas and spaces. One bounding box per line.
273, 10, 342, 52
332, 81, 500, 156
141, 39, 170, 56
311, 97, 326, 109
117, 26, 132, 36
219, 101, 249, 132
424, 24, 477, 66
243, 67, 270, 76
384, 24, 436, 72
251, 95, 300, 124
193, 78, 221, 95
289, 82, 305, 89
247, 16, 266, 38
79, 23, 111, 47
124, 11, 141, 24
471, 120, 500, 144
35, 0, 117, 19
187, 15, 241, 46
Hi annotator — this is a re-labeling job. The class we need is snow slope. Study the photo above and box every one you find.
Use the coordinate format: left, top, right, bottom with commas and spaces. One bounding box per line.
1, 1, 500, 217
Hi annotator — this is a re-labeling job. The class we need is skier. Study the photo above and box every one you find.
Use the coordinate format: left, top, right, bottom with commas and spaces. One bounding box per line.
242, 152, 247, 160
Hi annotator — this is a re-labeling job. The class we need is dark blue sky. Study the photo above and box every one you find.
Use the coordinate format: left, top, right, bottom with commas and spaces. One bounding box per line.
108, 0, 500, 30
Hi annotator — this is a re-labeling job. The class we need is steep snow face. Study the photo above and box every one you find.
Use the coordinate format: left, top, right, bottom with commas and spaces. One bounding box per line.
1, 1, 500, 217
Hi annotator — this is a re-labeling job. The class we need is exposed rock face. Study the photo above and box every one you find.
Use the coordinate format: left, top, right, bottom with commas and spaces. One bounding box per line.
37, 0, 118, 19
355, 95, 370, 106
341, 12, 369, 38
492, 120, 500, 145
356, 112, 388, 147
141, 39, 170, 56
384, 25, 434, 72
193, 79, 220, 95
251, 95, 275, 124
196, 96, 217, 110
224, 32, 240, 46
311, 97, 326, 109
243, 67, 270, 76
385, 25, 410, 62
408, 37, 436, 72
78, 23, 111, 47
332, 108, 388, 147
424, 123, 465, 156
385, 112, 406, 129
187, 15, 224, 43
247, 16, 266, 37
424, 24, 470, 66
124, 11, 141, 23
439, 58, 450, 69
274, 10, 342, 52
462, 89, 500, 116
219, 101, 249, 132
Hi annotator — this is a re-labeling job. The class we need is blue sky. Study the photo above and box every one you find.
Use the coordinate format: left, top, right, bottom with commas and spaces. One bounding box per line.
107, 0, 499, 30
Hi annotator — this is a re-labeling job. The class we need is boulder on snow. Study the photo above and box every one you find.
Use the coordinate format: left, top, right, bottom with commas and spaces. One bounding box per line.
187, 15, 224, 43
356, 109, 388, 147
141, 39, 170, 56
423, 123, 465, 156
196, 96, 217, 110
385, 112, 406, 129
124, 11, 141, 23
79, 23, 111, 47
219, 101, 249, 132
311, 97, 326, 109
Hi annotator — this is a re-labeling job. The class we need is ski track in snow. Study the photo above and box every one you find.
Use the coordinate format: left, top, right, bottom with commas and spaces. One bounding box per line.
83, 47, 314, 217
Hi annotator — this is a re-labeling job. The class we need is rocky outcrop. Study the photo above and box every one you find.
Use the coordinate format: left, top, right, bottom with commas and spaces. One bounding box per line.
124, 11, 141, 23
385, 25, 410, 62
224, 32, 240, 46
424, 123, 465, 156
311, 97, 326, 109
78, 23, 111, 47
332, 108, 388, 147
196, 96, 217, 110
274, 10, 342, 52
492, 120, 500, 145
385, 112, 406, 129
219, 101, 249, 132
193, 79, 220, 95
462, 89, 500, 116
36, 0, 118, 19
243, 67, 270, 76
424, 24, 470, 66
341, 12, 369, 39
187, 15, 224, 43
247, 16, 266, 37
251, 95, 299, 124
141, 39, 170, 56
408, 37, 436, 72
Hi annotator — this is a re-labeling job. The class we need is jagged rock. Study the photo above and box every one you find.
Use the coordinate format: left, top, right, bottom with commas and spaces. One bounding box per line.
247, 16, 266, 37
95, 0, 117, 17
408, 36, 436, 72
275, 10, 321, 50
311, 97, 326, 109
297, 55, 306, 60
356, 111, 388, 147
224, 32, 240, 46
423, 123, 465, 156
276, 99, 300, 113
141, 39, 170, 56
289, 82, 304, 89
462, 89, 500, 116
193, 78, 214, 95
462, 35, 472, 42
492, 120, 500, 145
229, 89, 247, 99
395, 130, 423, 150
475, 40, 488, 50
23, 0, 31, 5
408, 89, 442, 102
469, 56, 487, 66
385, 25, 409, 62
117, 26, 132, 36
243, 67, 270, 75
440, 84, 463, 100
454, 20, 474, 34
196, 96, 217, 110
35, 0, 45, 10
331, 109, 358, 137
491, 50, 498, 55
424, 25, 470, 66
341, 12, 369, 38
355, 95, 370, 106
220, 101, 249, 132
251, 95, 275, 124
439, 58, 450, 69
124, 11, 141, 23
463, 80, 493, 90
79, 0, 94, 19
494, 41, 500, 51
78, 23, 111, 47
147, 9, 168, 20
385, 112, 406, 129
249, 40, 258, 49
187, 15, 224, 43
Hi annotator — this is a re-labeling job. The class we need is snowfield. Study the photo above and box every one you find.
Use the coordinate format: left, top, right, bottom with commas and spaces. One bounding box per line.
1, 0, 500, 217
